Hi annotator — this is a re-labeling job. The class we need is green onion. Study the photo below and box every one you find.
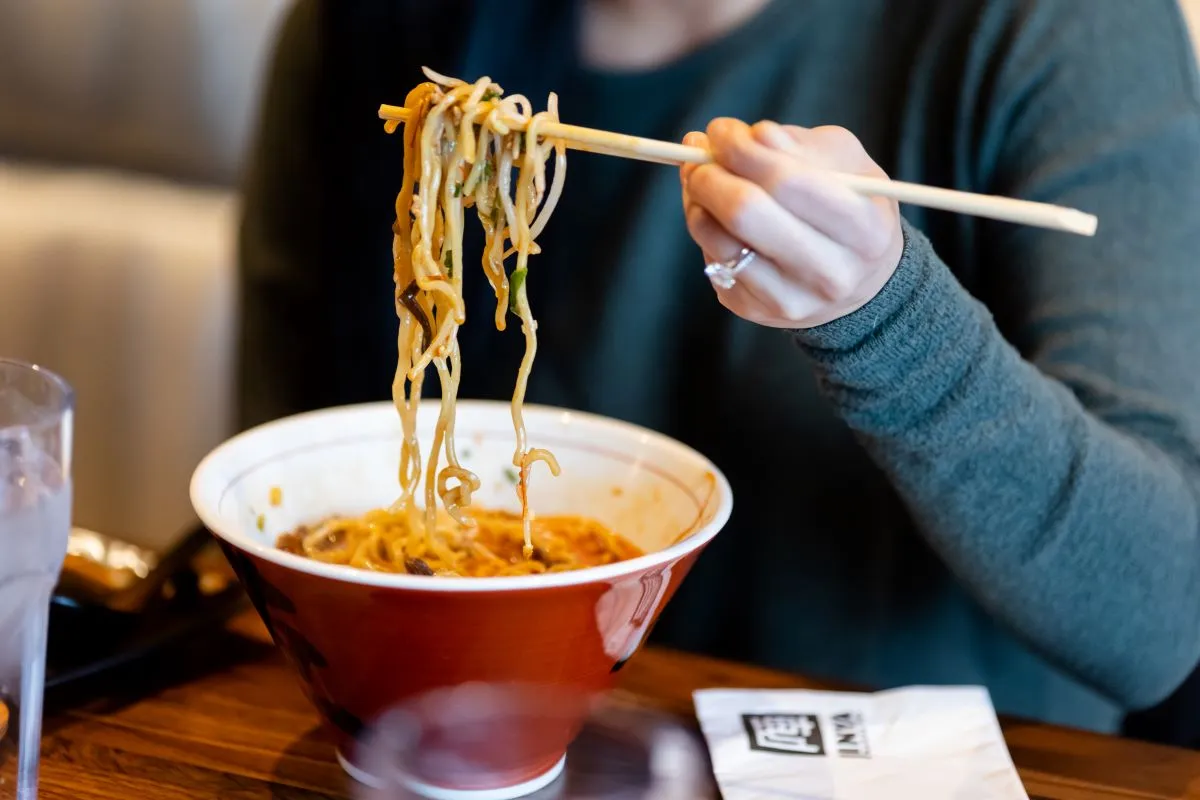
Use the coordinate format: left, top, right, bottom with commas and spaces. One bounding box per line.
444, 249, 453, 276
503, 467, 519, 485
482, 89, 500, 101
508, 267, 527, 314
482, 161, 494, 180
490, 189, 503, 225
453, 182, 462, 197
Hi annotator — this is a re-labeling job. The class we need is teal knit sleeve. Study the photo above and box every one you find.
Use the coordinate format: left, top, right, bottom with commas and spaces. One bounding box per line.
794, 0, 1200, 709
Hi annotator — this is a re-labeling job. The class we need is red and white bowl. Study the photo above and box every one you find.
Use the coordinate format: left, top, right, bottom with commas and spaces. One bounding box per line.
190, 401, 732, 799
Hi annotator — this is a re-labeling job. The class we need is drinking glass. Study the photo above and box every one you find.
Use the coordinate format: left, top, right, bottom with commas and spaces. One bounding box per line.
0, 360, 73, 800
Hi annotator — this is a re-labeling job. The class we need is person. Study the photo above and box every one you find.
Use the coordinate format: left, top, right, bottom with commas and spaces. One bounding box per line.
238, 0, 1200, 734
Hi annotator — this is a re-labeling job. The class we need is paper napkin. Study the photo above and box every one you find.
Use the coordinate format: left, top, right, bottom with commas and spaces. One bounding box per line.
694, 686, 1029, 799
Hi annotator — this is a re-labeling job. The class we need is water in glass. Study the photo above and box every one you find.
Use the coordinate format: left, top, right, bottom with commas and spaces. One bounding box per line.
0, 361, 73, 800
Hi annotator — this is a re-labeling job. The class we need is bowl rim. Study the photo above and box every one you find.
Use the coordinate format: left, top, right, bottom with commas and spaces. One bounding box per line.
190, 400, 733, 592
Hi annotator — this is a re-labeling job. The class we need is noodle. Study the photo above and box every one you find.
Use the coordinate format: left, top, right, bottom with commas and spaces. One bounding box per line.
277, 69, 641, 576
277, 508, 642, 577
388, 67, 566, 558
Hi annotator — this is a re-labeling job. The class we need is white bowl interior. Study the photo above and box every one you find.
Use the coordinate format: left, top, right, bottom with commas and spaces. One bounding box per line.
191, 401, 730, 577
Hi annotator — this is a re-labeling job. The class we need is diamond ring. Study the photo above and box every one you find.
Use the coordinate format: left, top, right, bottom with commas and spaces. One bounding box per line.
704, 247, 757, 289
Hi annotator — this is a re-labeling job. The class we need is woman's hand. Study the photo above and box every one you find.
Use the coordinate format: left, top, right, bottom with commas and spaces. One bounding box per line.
681, 119, 904, 329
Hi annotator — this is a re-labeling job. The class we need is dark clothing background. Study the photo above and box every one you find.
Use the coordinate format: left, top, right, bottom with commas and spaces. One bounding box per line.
239, 0, 1200, 733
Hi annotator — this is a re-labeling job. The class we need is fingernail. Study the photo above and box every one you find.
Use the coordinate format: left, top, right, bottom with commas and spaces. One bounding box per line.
708, 117, 738, 137
756, 120, 795, 151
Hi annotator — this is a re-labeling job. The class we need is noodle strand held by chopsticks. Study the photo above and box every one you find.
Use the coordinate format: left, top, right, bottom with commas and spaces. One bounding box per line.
386, 67, 564, 557
279, 70, 644, 577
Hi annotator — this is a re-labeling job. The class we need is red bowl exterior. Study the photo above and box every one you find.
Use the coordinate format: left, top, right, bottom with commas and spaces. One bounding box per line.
219, 541, 704, 792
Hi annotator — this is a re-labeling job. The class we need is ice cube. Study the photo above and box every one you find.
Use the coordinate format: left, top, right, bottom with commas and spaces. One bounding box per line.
0, 430, 63, 515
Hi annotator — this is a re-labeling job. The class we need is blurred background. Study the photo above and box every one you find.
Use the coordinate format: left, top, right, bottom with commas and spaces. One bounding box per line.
2, 0, 1199, 554
0, 0, 291, 551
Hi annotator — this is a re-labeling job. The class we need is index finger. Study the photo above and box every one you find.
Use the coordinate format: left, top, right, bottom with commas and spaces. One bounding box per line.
706, 119, 887, 252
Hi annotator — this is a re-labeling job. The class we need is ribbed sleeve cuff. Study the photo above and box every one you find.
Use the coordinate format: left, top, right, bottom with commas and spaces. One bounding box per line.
793, 219, 989, 401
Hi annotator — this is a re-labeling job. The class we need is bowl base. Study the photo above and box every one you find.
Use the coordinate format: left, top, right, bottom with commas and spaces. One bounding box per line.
337, 749, 566, 799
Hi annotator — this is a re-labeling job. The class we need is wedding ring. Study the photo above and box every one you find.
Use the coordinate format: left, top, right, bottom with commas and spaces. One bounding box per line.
704, 248, 757, 289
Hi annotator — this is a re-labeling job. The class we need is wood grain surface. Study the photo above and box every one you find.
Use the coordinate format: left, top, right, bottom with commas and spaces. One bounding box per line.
2, 609, 1198, 799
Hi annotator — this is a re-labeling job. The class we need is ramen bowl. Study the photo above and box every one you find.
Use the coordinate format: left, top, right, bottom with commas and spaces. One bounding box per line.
189, 401, 731, 799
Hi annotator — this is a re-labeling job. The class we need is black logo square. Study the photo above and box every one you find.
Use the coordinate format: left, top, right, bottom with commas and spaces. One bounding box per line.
742, 713, 826, 755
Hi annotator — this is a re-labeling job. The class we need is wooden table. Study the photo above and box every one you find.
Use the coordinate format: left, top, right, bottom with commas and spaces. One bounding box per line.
8, 609, 1200, 799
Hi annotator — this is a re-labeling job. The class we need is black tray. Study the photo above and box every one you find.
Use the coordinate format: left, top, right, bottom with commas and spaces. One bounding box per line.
45, 525, 246, 692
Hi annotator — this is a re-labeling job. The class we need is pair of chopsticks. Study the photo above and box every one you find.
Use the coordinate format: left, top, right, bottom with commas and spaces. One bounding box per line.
377, 104, 1098, 237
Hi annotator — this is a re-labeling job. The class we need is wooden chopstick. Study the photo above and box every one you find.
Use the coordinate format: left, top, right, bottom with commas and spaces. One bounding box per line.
378, 104, 1098, 237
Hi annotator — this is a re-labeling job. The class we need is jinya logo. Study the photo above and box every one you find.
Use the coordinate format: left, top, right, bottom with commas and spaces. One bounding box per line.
742, 712, 872, 758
